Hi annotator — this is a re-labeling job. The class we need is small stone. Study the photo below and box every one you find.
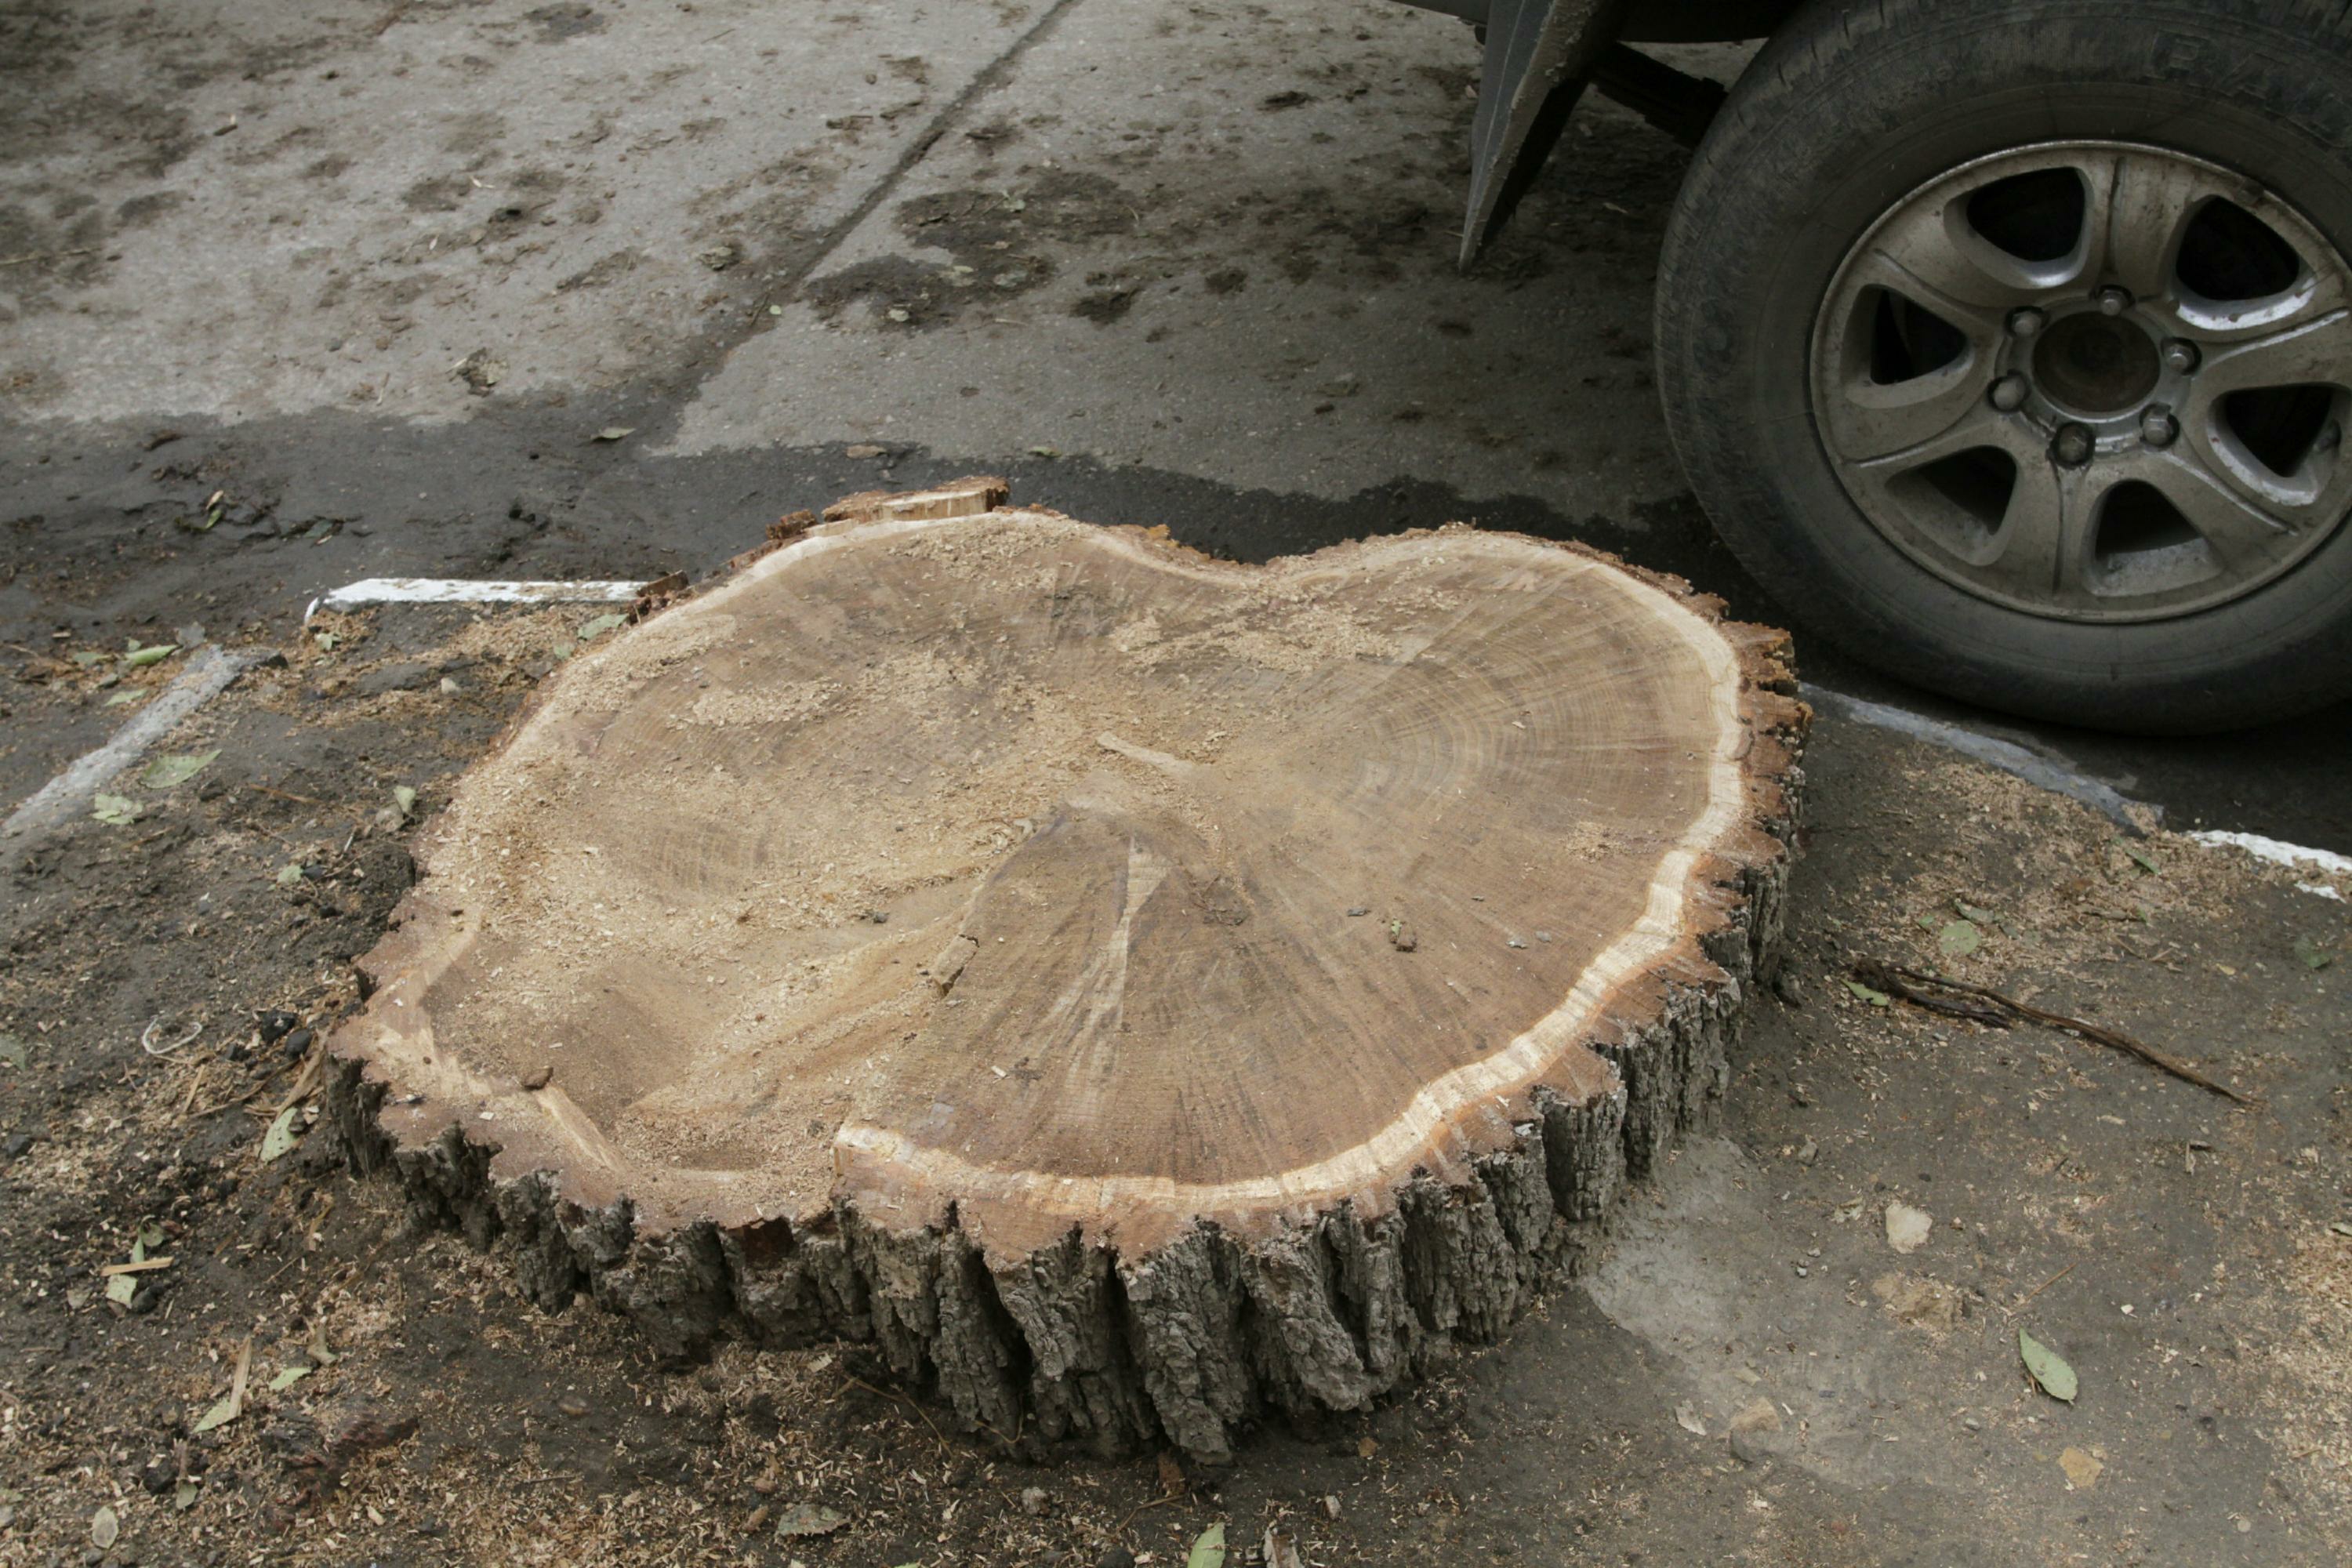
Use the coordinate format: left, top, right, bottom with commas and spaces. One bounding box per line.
522, 1065, 553, 1091
281, 1027, 314, 1059
1019, 1485, 1048, 1516
865, 909, 888, 924
1388, 923, 1417, 953
557, 1394, 590, 1417
1345, 906, 1369, 917
1773, 970, 1806, 1005
2, 1133, 31, 1160
258, 1011, 299, 1043
845, 443, 886, 459
1795, 1138, 1817, 1166
1884, 1201, 1933, 1254
1097, 1550, 1137, 1568
439, 677, 461, 694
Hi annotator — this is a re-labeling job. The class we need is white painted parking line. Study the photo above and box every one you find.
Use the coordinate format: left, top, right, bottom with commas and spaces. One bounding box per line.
2187, 830, 2350, 901
309, 578, 650, 617
2, 646, 267, 862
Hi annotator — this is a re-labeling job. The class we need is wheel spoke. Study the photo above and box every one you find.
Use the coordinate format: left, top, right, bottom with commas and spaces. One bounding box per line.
1820, 353, 1995, 463
1857, 199, 2038, 327
2117, 447, 2303, 573
2081, 151, 2209, 302
2190, 307, 2352, 398
2182, 272, 2348, 342
1973, 459, 2092, 599
1847, 401, 2041, 480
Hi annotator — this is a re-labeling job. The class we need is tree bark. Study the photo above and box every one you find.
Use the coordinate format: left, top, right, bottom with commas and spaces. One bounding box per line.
324, 477, 1806, 1460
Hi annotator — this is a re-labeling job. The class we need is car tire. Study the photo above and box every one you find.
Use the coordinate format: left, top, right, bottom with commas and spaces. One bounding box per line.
1655, 0, 2352, 732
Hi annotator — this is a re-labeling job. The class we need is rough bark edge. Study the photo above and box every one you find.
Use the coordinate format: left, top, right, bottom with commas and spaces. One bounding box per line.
316, 484, 1808, 1461
318, 818, 1788, 1461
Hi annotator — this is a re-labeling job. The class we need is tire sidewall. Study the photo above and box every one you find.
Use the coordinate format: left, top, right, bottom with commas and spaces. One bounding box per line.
1661, 2, 2352, 728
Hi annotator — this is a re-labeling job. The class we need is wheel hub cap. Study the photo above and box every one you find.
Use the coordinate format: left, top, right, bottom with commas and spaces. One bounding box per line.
2032, 310, 2160, 416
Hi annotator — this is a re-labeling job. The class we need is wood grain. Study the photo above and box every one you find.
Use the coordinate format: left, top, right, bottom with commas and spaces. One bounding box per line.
325, 479, 1806, 1458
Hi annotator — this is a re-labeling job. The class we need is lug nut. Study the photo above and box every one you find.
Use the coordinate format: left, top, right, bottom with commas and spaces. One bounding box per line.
1989, 372, 2031, 412
2096, 285, 2134, 317
2161, 339, 2201, 375
2139, 405, 2179, 448
2053, 423, 2096, 466
2008, 307, 2046, 339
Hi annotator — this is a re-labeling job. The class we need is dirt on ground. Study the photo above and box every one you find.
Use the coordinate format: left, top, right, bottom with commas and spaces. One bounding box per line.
2, 573, 2348, 1568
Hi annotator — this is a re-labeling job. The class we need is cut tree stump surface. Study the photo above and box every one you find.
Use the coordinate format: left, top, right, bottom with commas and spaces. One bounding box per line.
328, 478, 1806, 1459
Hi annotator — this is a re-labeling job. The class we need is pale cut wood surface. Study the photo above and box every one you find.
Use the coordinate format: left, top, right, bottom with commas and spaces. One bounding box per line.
327, 479, 1806, 1458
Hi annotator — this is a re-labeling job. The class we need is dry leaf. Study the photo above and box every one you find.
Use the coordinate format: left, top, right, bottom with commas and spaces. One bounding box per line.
260, 1105, 302, 1163
2020, 1330, 2078, 1403
193, 1337, 254, 1433
775, 1502, 846, 1538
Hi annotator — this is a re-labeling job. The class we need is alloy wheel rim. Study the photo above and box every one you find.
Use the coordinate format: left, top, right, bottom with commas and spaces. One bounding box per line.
1809, 141, 2352, 623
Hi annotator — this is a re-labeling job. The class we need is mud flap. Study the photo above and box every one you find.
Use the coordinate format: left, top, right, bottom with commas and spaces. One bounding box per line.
1461, 0, 1635, 267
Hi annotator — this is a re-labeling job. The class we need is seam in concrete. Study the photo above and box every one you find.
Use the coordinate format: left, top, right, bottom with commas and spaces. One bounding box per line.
774, 0, 1091, 296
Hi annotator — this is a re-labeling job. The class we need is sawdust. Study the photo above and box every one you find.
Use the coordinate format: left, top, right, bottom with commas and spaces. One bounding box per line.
2258, 1230, 2352, 1543
341, 513, 1762, 1233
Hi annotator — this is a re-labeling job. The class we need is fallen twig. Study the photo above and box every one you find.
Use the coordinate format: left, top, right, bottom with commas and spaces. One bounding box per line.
1114, 1491, 1183, 1534
0, 247, 95, 267
277, 1045, 325, 1112
191, 1080, 271, 1119
1853, 958, 2250, 1105
842, 1374, 950, 1452
2005, 1261, 2078, 1316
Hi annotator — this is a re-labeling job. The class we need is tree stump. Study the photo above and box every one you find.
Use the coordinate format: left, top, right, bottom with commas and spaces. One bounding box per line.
326, 477, 1806, 1460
